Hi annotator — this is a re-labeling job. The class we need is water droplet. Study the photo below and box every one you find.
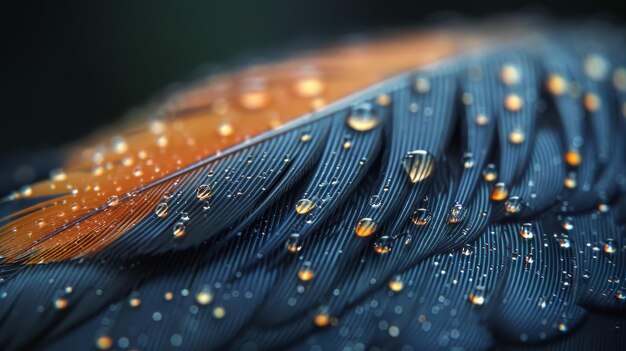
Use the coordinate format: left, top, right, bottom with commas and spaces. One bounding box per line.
402, 150, 435, 183
369, 195, 382, 208
112, 136, 128, 154
414, 77, 431, 93
294, 77, 324, 97
300, 133, 312, 143
508, 129, 525, 144
295, 198, 316, 214
564, 174, 577, 189
218, 123, 234, 137
106, 195, 119, 207
604, 239, 617, 254
448, 202, 466, 224
50, 168, 67, 182
173, 222, 186, 238
557, 322, 568, 333
500, 65, 521, 85
463, 152, 474, 169
557, 237, 571, 249
286, 233, 303, 253
54, 298, 68, 309
565, 149, 581, 167
520, 223, 534, 239
346, 103, 379, 132
482, 164, 498, 182
475, 114, 489, 126
583, 54, 609, 81
411, 208, 431, 226
196, 288, 213, 305
342, 137, 352, 149
196, 184, 212, 201
584, 93, 600, 112
504, 196, 523, 214
491, 182, 508, 201
355, 218, 376, 237
240, 90, 269, 110
468, 287, 486, 306
373, 235, 393, 254
376, 94, 391, 106
562, 217, 574, 231
157, 135, 169, 148
546, 74, 568, 95
504, 94, 523, 111
461, 245, 473, 256
129, 297, 141, 307
598, 203, 609, 213
615, 289, 625, 302
313, 309, 330, 327
388, 276, 404, 292
155, 202, 169, 218
213, 306, 226, 319
298, 266, 315, 282
96, 335, 113, 350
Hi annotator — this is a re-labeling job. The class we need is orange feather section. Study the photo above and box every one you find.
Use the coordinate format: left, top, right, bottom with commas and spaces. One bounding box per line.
0, 29, 487, 264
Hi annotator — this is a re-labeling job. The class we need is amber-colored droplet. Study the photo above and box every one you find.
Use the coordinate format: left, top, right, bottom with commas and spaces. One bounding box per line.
500, 65, 521, 85
482, 164, 498, 182
355, 218, 377, 237
298, 267, 315, 282
54, 298, 69, 309
239, 91, 269, 110
491, 182, 508, 201
546, 74, 568, 95
376, 94, 391, 106
508, 129, 525, 144
129, 297, 141, 307
213, 306, 226, 319
504, 94, 523, 111
173, 223, 186, 238
314, 312, 330, 327
294, 77, 324, 97
96, 335, 113, 350
475, 114, 489, 126
218, 123, 234, 137
196, 289, 214, 305
164, 292, 174, 301
295, 198, 316, 215
388, 276, 404, 292
565, 150, 581, 167
285, 233, 303, 253
448, 202, 465, 224
402, 150, 435, 183
564, 176, 577, 189
373, 235, 393, 254
584, 93, 600, 112
346, 103, 379, 132
468, 288, 486, 306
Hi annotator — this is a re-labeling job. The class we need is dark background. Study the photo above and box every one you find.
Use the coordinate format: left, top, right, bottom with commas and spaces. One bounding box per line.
1, 0, 625, 155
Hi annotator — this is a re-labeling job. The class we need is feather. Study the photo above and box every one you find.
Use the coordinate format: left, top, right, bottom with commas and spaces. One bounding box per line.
1, 21, 626, 351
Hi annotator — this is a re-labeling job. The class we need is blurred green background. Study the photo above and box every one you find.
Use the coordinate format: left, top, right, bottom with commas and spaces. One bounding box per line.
1, 0, 624, 154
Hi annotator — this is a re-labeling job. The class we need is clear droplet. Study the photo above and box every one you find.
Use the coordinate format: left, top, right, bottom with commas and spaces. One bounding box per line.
448, 202, 465, 224
295, 198, 316, 214
106, 195, 120, 207
504, 196, 523, 214
369, 195, 382, 208
373, 235, 393, 254
482, 164, 498, 182
346, 103, 379, 132
468, 287, 486, 305
604, 239, 617, 254
520, 223, 534, 239
355, 218, 377, 237
196, 184, 213, 201
411, 208, 431, 226
155, 202, 169, 218
173, 222, 186, 238
402, 150, 435, 183
286, 233, 303, 253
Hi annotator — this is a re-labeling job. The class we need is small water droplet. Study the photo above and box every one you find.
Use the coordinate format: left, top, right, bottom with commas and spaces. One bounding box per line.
294, 77, 324, 97
298, 265, 315, 281
369, 195, 382, 208
482, 164, 498, 182
414, 77, 431, 93
196, 288, 213, 305
402, 150, 435, 183
106, 195, 120, 207
96, 335, 113, 350
155, 202, 169, 218
463, 152, 474, 169
240, 90, 269, 110
504, 94, 523, 111
196, 184, 212, 201
604, 239, 617, 254
376, 94, 391, 106
557, 237, 571, 249
295, 198, 316, 214
313, 308, 330, 327
500, 65, 521, 85
520, 223, 534, 239
54, 298, 68, 309
286, 233, 303, 253
565, 149, 581, 167
491, 182, 508, 201
355, 218, 376, 237
557, 322, 568, 333
468, 287, 486, 305
218, 123, 234, 137
448, 202, 465, 224
504, 196, 523, 214
373, 235, 393, 254
300, 133, 312, 143
50, 168, 67, 182
546, 74, 568, 95
508, 129, 525, 144
388, 276, 404, 292
411, 208, 431, 226
615, 289, 625, 302
475, 113, 489, 126
213, 306, 226, 319
173, 222, 186, 238
584, 93, 600, 112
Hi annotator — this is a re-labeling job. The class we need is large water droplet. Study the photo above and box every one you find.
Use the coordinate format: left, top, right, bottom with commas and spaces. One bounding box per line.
295, 198, 316, 214
520, 223, 534, 239
286, 233, 303, 253
411, 208, 431, 226
373, 235, 393, 254
448, 202, 465, 224
355, 218, 376, 237
504, 196, 523, 214
346, 102, 379, 132
402, 150, 435, 183
196, 184, 212, 201
491, 182, 508, 201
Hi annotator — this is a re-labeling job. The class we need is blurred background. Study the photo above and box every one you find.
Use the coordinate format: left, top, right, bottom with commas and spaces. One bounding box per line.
0, 0, 624, 191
